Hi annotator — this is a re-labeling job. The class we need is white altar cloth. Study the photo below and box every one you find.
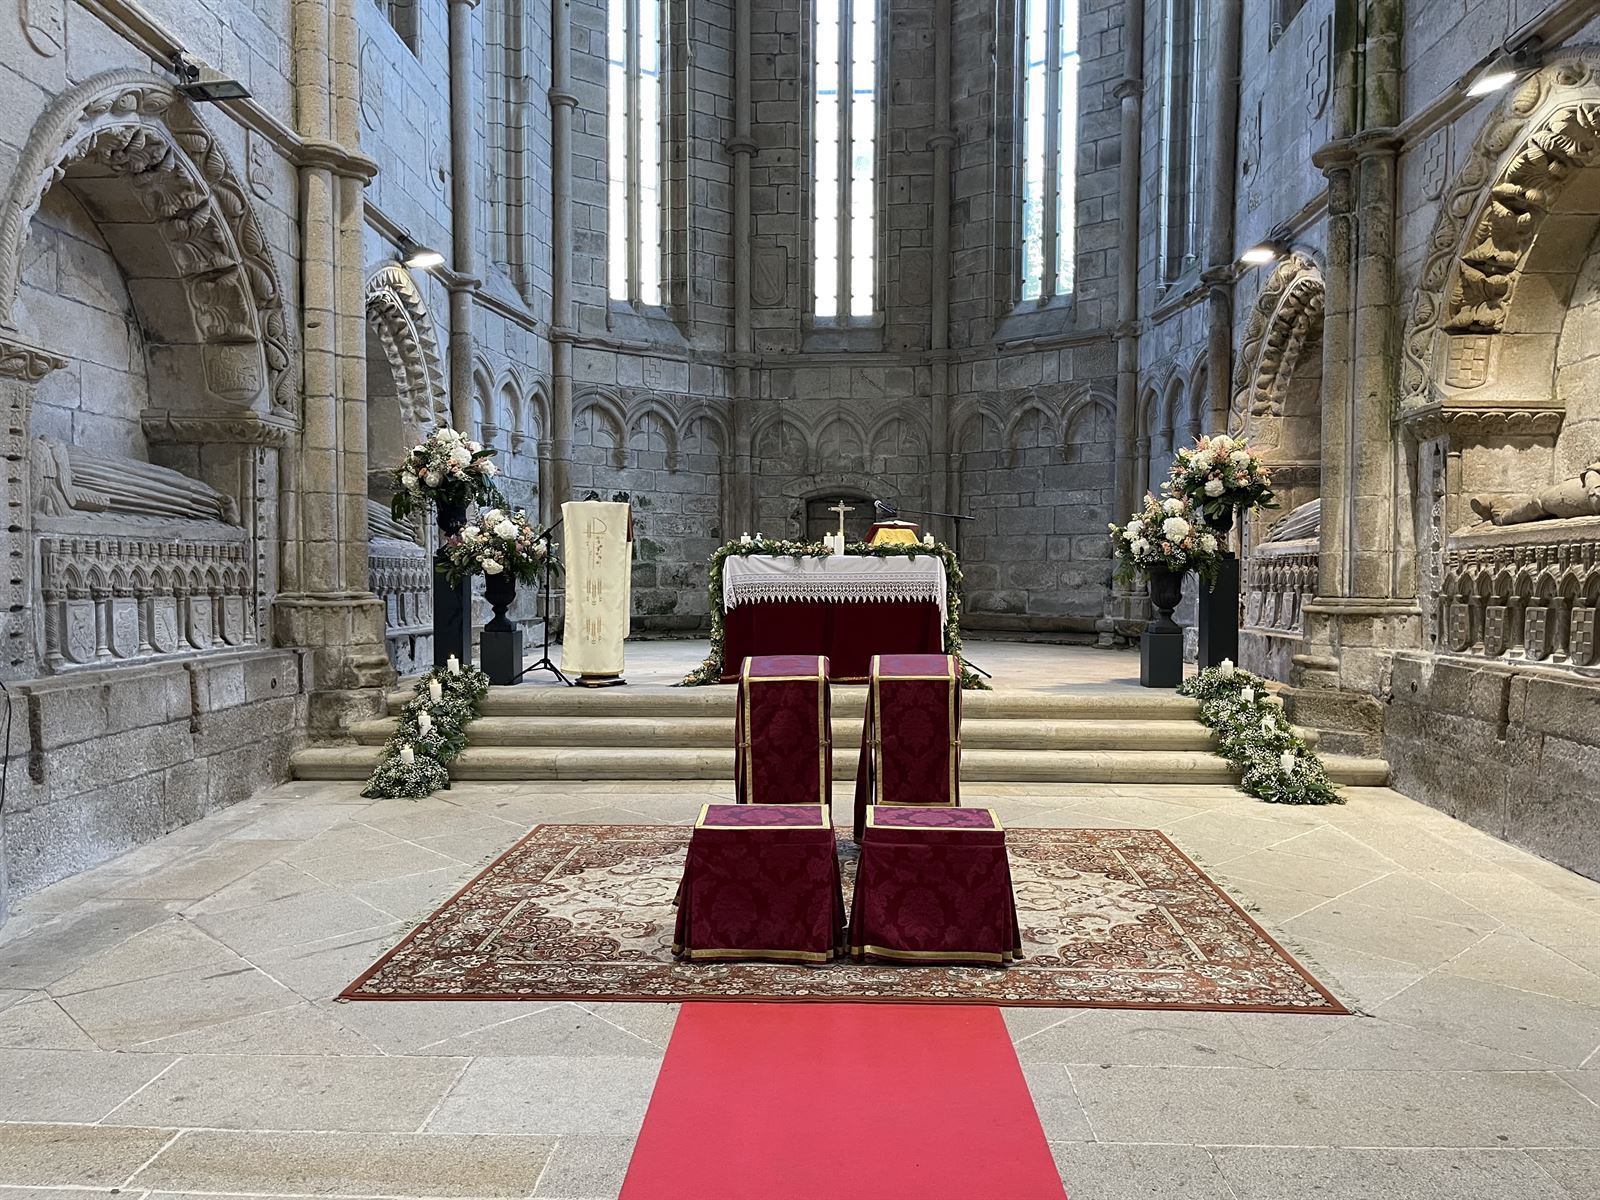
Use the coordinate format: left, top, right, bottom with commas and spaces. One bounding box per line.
721, 554, 948, 624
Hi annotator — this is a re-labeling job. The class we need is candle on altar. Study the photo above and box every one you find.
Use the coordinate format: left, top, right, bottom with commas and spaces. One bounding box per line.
447, 655, 461, 676
399, 744, 415, 766
428, 679, 443, 703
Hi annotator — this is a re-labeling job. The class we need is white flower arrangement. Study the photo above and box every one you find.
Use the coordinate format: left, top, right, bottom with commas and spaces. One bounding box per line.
390, 427, 503, 522
439, 507, 559, 586
362, 665, 491, 799
1166, 433, 1276, 525
1109, 492, 1222, 585
1178, 665, 1342, 805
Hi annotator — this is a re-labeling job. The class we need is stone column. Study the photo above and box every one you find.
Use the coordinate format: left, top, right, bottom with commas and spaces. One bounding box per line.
1108, 2, 1143, 633
1203, 0, 1242, 435
0, 338, 66, 679
549, 0, 575, 513
274, 0, 391, 729
449, 0, 483, 433
727, 0, 756, 539
927, 0, 954, 523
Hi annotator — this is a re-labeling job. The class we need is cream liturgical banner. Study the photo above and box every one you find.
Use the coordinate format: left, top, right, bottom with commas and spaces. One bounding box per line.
561, 501, 633, 679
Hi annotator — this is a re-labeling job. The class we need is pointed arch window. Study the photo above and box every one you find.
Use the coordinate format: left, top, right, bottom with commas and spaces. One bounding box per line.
608, 0, 664, 305
1019, 0, 1078, 302
813, 0, 878, 319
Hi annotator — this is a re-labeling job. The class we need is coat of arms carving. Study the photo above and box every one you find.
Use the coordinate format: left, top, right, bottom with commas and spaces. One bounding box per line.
1525, 606, 1552, 660
1305, 17, 1332, 120
1572, 607, 1597, 666
1483, 605, 1506, 658
1420, 129, 1448, 202
1443, 334, 1491, 390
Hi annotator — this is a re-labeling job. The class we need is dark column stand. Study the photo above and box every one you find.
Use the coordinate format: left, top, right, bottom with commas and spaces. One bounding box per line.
1197, 505, 1240, 669
1140, 566, 1186, 688
480, 573, 522, 685
433, 498, 473, 670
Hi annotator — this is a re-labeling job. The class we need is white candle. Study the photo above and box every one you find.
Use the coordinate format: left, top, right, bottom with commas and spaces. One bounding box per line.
447, 655, 461, 676
428, 679, 443, 703
399, 744, 415, 766
417, 711, 433, 735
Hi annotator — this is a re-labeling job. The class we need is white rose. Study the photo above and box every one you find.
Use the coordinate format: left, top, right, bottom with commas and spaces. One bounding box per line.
1280, 750, 1297, 774
1162, 516, 1191, 541
467, 440, 483, 453
494, 519, 517, 539
1200, 534, 1218, 554
1204, 478, 1225, 497
482, 558, 504, 574
484, 509, 503, 522
423, 469, 441, 487
1230, 450, 1251, 466
450, 446, 472, 466
1130, 537, 1150, 557
1240, 685, 1255, 703
400, 471, 417, 489
461, 528, 479, 543
1126, 518, 1145, 536
1213, 435, 1234, 451
1193, 451, 1215, 470
1163, 498, 1184, 516
482, 461, 498, 476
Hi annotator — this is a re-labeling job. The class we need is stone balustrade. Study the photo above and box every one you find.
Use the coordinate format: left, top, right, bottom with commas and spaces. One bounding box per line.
369, 537, 433, 673
38, 531, 254, 670
1438, 516, 1600, 670
1244, 537, 1318, 638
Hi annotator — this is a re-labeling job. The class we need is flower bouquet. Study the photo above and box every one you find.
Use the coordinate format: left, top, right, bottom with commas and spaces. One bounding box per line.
1178, 662, 1341, 805
390, 427, 502, 523
1166, 434, 1275, 530
1108, 493, 1221, 587
438, 507, 559, 586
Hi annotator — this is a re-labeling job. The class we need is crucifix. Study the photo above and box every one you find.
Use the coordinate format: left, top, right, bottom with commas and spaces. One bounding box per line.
829, 500, 854, 554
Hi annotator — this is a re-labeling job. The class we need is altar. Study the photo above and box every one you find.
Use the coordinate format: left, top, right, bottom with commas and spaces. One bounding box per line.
717, 553, 948, 682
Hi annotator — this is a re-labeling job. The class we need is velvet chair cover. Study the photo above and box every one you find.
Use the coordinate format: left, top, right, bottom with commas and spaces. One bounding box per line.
849, 807, 1022, 966
735, 655, 832, 810
853, 653, 961, 840
673, 804, 846, 964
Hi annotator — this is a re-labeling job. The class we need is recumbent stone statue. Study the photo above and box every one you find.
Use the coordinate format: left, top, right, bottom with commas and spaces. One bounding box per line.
1470, 460, 1600, 527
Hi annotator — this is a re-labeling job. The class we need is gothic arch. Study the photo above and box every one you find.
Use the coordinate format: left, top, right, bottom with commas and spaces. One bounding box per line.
751, 410, 809, 460
0, 69, 293, 417
1230, 252, 1326, 434
1399, 51, 1600, 410
573, 388, 628, 467
363, 264, 448, 435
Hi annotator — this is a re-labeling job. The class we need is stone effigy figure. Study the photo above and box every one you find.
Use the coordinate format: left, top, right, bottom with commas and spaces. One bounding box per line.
366, 497, 417, 543
1470, 461, 1600, 526
32, 437, 239, 524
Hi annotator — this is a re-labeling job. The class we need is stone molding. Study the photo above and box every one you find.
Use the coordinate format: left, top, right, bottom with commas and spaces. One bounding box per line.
1229, 252, 1325, 433
1400, 401, 1566, 442
363, 265, 449, 434
0, 69, 295, 419
0, 336, 65, 382
140, 410, 295, 447
1400, 51, 1600, 410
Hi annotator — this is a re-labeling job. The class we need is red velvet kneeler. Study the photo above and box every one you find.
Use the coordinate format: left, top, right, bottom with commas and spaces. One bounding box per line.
673, 804, 846, 964
849, 807, 1022, 966
852, 653, 961, 841
735, 655, 832, 810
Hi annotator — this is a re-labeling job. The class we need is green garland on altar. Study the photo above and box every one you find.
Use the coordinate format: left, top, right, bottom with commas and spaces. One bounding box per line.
362, 664, 491, 798
1178, 664, 1343, 805
679, 538, 987, 689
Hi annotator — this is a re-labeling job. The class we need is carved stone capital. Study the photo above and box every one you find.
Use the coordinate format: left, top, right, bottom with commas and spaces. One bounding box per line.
0, 335, 66, 381
297, 138, 379, 181
725, 135, 758, 156
1400, 400, 1565, 443
548, 88, 579, 110
926, 131, 957, 151
1112, 77, 1142, 102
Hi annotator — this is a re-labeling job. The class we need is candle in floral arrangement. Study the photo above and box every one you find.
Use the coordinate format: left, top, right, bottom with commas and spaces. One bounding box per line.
399, 744, 415, 766
447, 655, 461, 676
428, 679, 443, 703
417, 711, 433, 735
922, 533, 935, 547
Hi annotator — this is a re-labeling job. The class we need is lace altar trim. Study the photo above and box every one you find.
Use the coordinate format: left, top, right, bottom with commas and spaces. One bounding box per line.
722, 556, 948, 624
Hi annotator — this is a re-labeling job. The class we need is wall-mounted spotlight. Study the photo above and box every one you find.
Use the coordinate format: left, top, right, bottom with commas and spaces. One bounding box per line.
1238, 232, 1291, 268
398, 237, 446, 271
1462, 37, 1542, 98
170, 51, 251, 103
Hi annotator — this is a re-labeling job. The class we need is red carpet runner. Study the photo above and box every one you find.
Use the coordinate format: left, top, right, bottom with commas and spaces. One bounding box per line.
620, 1002, 1067, 1200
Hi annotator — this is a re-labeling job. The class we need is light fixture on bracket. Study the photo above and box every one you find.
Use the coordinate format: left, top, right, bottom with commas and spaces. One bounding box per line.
1462, 36, 1542, 98
169, 51, 251, 103
397, 236, 446, 271
1238, 229, 1292, 268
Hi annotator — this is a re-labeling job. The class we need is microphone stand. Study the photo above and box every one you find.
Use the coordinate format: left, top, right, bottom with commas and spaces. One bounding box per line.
510, 516, 571, 686
874, 503, 991, 680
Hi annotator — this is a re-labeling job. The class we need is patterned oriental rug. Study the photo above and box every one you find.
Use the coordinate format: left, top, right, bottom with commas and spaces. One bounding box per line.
340, 824, 1347, 1013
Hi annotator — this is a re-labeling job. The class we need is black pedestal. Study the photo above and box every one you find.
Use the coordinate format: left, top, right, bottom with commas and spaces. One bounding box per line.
434, 499, 471, 670
1140, 627, 1183, 688
481, 628, 523, 686
1198, 553, 1240, 669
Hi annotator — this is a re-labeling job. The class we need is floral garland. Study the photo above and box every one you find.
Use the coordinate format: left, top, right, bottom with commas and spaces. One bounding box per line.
362, 664, 491, 799
440, 507, 560, 586
1178, 662, 1342, 805
679, 537, 986, 689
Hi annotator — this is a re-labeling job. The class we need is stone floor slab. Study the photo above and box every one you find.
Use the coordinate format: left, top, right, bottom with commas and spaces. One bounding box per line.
424, 1056, 663, 1136
53, 961, 296, 1049
531, 1134, 637, 1199
0, 1047, 176, 1122
1212, 1146, 1573, 1200
1048, 1143, 1234, 1200
0, 1123, 178, 1188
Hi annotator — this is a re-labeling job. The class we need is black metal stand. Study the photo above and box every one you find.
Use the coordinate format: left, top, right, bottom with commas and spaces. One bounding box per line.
510, 517, 571, 686
1197, 553, 1240, 669
433, 499, 472, 670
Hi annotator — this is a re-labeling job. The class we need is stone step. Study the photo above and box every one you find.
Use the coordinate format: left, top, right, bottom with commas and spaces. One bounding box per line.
393, 686, 1205, 722
347, 714, 1220, 752
291, 744, 1388, 786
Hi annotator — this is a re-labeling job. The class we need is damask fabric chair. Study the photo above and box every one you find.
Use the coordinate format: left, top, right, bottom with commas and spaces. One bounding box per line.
852, 653, 961, 840
849, 807, 1022, 966
673, 804, 847, 964
735, 654, 832, 809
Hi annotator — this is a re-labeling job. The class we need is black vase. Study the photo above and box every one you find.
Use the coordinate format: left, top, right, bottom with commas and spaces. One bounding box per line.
1146, 566, 1186, 630
433, 497, 472, 669
483, 571, 517, 633
1209, 504, 1236, 537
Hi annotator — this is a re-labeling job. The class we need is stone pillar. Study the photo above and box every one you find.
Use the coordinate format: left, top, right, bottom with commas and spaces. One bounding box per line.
549, 0, 575, 514
1203, 0, 1242, 437
274, 0, 391, 730
1108, 2, 1143, 634
727, 0, 756, 539
0, 338, 66, 680
927, 0, 954, 524
449, 0, 483, 434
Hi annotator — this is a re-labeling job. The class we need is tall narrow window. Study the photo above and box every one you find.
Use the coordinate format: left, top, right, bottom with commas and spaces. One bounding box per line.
1158, 0, 1205, 284
608, 0, 664, 305
486, 0, 529, 293
1020, 0, 1078, 301
814, 0, 877, 319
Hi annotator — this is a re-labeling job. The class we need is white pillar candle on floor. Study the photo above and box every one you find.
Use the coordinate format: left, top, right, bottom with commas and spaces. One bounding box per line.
428, 679, 443, 703
447, 655, 461, 675
417, 711, 433, 735
399, 744, 415, 766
